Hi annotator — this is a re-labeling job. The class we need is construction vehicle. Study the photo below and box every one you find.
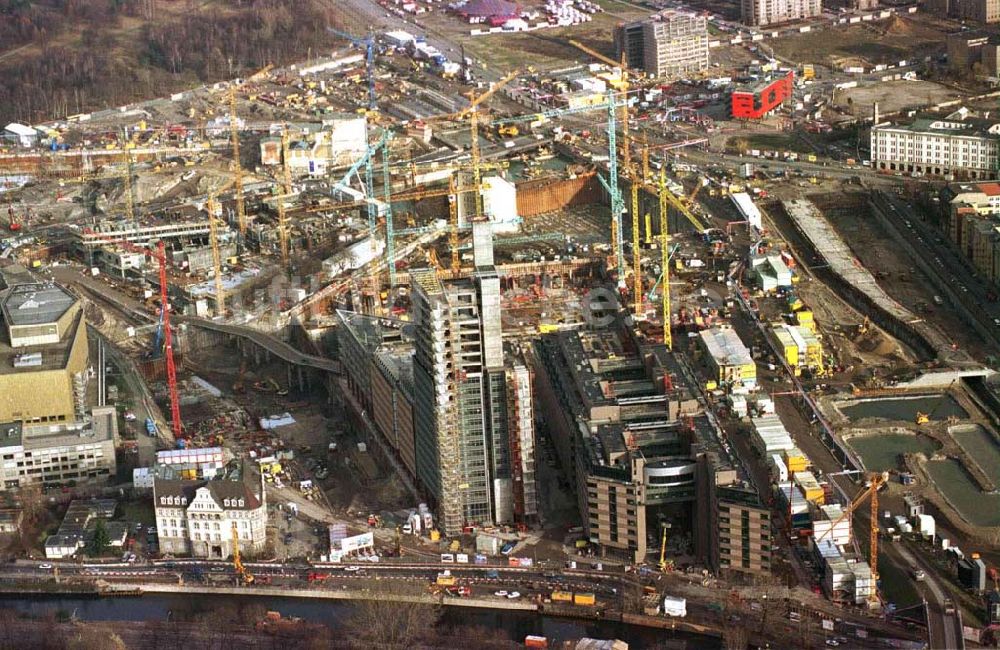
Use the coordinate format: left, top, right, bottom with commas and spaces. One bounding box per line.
6, 205, 20, 232
815, 472, 887, 607
858, 316, 871, 335
436, 571, 457, 586
496, 124, 519, 138
85, 236, 183, 438
657, 521, 674, 572
231, 522, 254, 585
916, 380, 956, 425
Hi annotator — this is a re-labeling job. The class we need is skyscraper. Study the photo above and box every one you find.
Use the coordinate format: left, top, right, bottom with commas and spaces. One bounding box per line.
411, 222, 513, 533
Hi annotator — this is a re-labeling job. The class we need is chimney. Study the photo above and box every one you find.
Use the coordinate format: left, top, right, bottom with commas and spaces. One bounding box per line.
873, 101, 880, 126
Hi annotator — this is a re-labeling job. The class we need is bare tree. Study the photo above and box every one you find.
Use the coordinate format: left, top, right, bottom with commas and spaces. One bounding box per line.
344, 597, 441, 649
64, 624, 126, 650
724, 624, 750, 650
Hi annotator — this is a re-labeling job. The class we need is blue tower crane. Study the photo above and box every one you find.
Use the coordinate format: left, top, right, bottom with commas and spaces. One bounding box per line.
328, 28, 379, 111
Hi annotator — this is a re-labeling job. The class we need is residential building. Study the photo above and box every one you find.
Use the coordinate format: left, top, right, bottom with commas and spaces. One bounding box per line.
0, 409, 118, 489
941, 180, 1000, 286
533, 325, 770, 573
44, 499, 124, 559
153, 461, 267, 558
697, 327, 757, 391
731, 73, 795, 119
0, 508, 22, 535
740, 0, 821, 27
0, 283, 90, 424
614, 11, 710, 78
411, 222, 511, 533
871, 113, 1000, 179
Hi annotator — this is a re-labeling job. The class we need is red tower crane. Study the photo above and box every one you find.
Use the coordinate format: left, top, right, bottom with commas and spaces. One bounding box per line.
85, 234, 182, 438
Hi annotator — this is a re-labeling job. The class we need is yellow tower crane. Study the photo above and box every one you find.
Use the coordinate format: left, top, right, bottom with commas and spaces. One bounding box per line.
448, 175, 460, 273
206, 192, 225, 317
631, 164, 642, 317
463, 69, 519, 220
278, 129, 292, 265
658, 168, 672, 349
231, 522, 254, 585
227, 86, 248, 236
815, 472, 887, 607
121, 130, 137, 225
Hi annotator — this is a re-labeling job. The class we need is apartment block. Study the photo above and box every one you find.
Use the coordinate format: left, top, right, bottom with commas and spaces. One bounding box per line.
615, 11, 710, 78
871, 113, 1000, 180
533, 325, 769, 573
740, 0, 821, 27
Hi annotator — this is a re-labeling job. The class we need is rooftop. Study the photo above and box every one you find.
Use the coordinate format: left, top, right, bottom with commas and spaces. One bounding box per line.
1, 282, 76, 327
0, 308, 84, 376
699, 327, 752, 367
877, 115, 1000, 138
154, 461, 263, 511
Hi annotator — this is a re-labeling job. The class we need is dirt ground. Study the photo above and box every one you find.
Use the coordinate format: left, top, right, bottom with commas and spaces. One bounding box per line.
833, 80, 964, 119
770, 16, 948, 68
808, 192, 991, 360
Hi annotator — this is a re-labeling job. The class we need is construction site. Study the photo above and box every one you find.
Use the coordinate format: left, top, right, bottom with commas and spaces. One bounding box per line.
5, 2, 1000, 646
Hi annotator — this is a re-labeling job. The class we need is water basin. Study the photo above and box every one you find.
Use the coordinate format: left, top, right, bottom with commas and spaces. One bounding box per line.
951, 425, 1000, 482
847, 433, 939, 472
838, 394, 967, 422
926, 459, 1000, 527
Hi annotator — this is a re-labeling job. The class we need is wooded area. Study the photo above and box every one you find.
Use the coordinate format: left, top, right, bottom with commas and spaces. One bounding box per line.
0, 0, 333, 124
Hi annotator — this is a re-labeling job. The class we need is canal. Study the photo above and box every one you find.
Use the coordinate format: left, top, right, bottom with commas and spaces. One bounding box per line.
838, 395, 967, 422
0, 594, 720, 649
951, 425, 1000, 481
846, 433, 938, 472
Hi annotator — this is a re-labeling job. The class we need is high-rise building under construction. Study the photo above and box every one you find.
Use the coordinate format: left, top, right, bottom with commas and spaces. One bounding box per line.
411, 222, 533, 533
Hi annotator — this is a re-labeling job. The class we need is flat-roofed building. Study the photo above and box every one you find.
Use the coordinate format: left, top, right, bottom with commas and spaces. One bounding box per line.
0, 283, 89, 424
0, 407, 118, 489
871, 114, 1000, 180
614, 10, 710, 78
698, 327, 756, 391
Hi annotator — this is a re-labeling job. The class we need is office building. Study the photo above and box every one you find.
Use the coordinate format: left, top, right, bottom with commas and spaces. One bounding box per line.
731, 72, 795, 120
0, 283, 89, 424
0, 409, 118, 489
871, 113, 1000, 179
533, 325, 770, 573
153, 461, 267, 558
715, 485, 773, 575
411, 222, 512, 533
614, 10, 710, 78
947, 31, 991, 71
740, 0, 821, 26
339, 223, 537, 533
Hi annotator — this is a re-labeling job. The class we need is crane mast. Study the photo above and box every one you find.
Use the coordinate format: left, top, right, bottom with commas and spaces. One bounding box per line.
207, 192, 225, 317
278, 129, 292, 265
228, 87, 247, 236
659, 168, 672, 348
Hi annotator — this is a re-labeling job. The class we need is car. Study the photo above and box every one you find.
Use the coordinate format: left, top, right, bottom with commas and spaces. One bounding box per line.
135, 522, 144, 532
494, 590, 508, 597
825, 641, 839, 647
210, 566, 225, 573
344, 566, 361, 572
507, 591, 521, 599
38, 563, 52, 570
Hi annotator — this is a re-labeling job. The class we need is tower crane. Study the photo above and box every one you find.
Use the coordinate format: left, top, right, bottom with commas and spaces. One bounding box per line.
227, 86, 247, 236
631, 162, 642, 317
231, 522, 254, 585
206, 192, 225, 317
278, 129, 292, 265
328, 28, 380, 112
815, 472, 887, 607
658, 168, 672, 348
121, 130, 137, 227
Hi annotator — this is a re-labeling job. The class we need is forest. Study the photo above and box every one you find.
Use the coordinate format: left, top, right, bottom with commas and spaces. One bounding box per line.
0, 0, 335, 124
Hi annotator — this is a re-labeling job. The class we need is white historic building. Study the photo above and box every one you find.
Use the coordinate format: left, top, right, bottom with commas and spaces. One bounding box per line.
153, 462, 267, 558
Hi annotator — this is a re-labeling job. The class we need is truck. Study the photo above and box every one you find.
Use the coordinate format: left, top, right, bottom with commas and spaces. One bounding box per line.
145, 418, 158, 437
943, 598, 956, 615
663, 596, 687, 617
436, 572, 456, 586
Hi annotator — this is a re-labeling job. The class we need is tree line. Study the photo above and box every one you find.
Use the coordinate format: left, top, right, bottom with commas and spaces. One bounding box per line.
0, 0, 333, 125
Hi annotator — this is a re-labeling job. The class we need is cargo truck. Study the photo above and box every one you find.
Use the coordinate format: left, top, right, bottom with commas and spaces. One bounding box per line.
663, 596, 687, 617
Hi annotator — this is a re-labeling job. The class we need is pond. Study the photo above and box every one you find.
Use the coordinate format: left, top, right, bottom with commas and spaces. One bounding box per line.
926, 459, 1000, 527
846, 433, 938, 472
838, 395, 967, 422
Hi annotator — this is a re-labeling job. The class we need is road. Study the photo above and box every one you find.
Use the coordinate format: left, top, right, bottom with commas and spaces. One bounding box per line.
873, 191, 1000, 351
893, 543, 961, 650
